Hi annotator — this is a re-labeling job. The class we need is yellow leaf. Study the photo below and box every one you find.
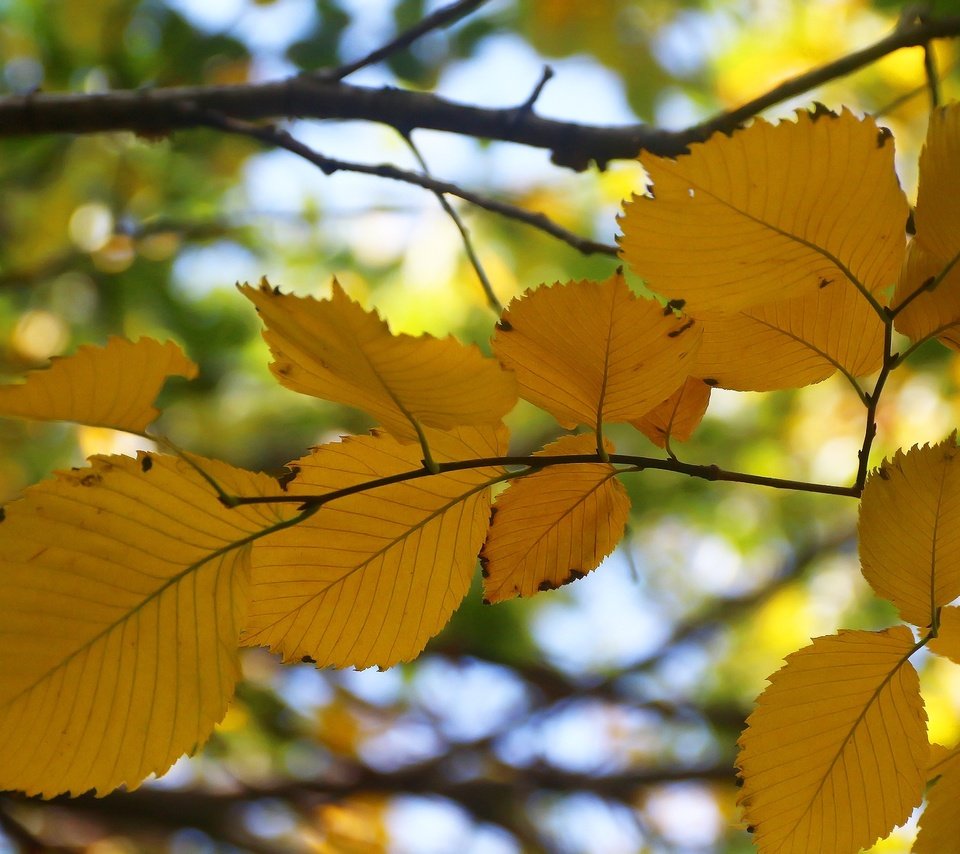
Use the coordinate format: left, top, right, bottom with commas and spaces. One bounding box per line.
860, 439, 960, 628
243, 425, 506, 669
0, 453, 290, 797
632, 376, 710, 447
240, 278, 516, 442
928, 606, 960, 663
0, 337, 197, 433
693, 278, 884, 391
893, 238, 960, 350
913, 104, 960, 265
480, 433, 629, 602
914, 741, 960, 854
737, 627, 927, 854
619, 109, 908, 313
491, 272, 700, 429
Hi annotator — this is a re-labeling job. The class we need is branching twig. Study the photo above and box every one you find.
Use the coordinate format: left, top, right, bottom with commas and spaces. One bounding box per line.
189, 108, 619, 257
319, 0, 491, 82
400, 130, 503, 313
4, 15, 960, 168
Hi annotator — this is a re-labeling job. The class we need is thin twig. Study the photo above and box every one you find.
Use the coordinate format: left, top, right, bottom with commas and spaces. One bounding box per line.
222, 451, 860, 510
400, 130, 503, 313
189, 108, 619, 257
320, 0, 490, 81
855, 315, 896, 491
923, 42, 941, 108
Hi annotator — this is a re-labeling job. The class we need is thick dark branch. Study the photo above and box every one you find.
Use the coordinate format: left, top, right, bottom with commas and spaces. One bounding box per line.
2, 15, 959, 169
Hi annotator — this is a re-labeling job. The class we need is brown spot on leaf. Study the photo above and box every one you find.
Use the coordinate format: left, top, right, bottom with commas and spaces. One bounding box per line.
0, 507, 5, 522
140, 454, 153, 473
906, 210, 916, 236
481, 567, 490, 578
565, 569, 586, 584
876, 126, 892, 148
80, 473, 101, 487
275, 363, 292, 377
301, 655, 316, 664
703, 378, 719, 387
496, 318, 513, 332
538, 580, 556, 592
278, 465, 300, 490
878, 467, 891, 480
482, 597, 491, 606
662, 298, 686, 316
809, 102, 834, 120
667, 319, 695, 338
818, 277, 833, 289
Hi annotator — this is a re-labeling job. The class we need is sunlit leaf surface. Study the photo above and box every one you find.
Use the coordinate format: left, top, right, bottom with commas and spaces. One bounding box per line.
492, 272, 700, 429
0, 454, 289, 797
481, 433, 629, 601
619, 109, 907, 313
927, 606, 960, 664
860, 439, 960, 628
737, 627, 926, 854
241, 278, 517, 442
243, 425, 506, 669
914, 742, 960, 854
0, 337, 197, 433
693, 278, 884, 390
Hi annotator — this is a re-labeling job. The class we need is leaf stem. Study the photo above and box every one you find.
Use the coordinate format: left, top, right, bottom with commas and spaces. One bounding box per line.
854, 313, 896, 493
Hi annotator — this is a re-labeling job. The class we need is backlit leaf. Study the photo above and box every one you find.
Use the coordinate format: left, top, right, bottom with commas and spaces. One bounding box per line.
927, 606, 960, 664
631, 376, 710, 447
241, 278, 517, 442
619, 109, 907, 313
491, 272, 700, 429
243, 425, 506, 669
913, 104, 960, 264
0, 337, 197, 433
859, 438, 960, 628
914, 741, 960, 854
0, 453, 290, 797
737, 627, 926, 854
481, 433, 629, 602
893, 237, 960, 351
692, 277, 884, 391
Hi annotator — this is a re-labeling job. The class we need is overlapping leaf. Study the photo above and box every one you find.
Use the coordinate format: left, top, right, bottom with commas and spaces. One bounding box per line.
737, 627, 927, 854
243, 425, 506, 669
927, 605, 960, 663
619, 108, 908, 313
0, 453, 290, 797
241, 278, 517, 442
491, 272, 700, 429
859, 439, 960, 628
692, 277, 884, 391
481, 433, 630, 602
893, 105, 960, 349
631, 376, 710, 446
0, 337, 197, 433
915, 743, 960, 854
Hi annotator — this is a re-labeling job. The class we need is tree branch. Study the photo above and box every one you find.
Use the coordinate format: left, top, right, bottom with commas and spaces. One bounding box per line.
3, 15, 958, 169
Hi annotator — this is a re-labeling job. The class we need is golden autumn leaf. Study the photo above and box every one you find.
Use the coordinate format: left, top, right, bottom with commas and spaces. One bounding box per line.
631, 376, 710, 447
927, 605, 960, 663
480, 433, 629, 602
859, 438, 960, 628
692, 277, 884, 391
240, 278, 516, 442
0, 337, 197, 433
912, 104, 960, 265
619, 108, 908, 313
0, 453, 291, 797
491, 272, 700, 429
736, 627, 927, 854
243, 425, 506, 669
893, 238, 960, 350
914, 742, 960, 854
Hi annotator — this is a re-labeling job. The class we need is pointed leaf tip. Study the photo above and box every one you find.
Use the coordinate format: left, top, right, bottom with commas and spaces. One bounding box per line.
0, 337, 197, 433
240, 278, 517, 442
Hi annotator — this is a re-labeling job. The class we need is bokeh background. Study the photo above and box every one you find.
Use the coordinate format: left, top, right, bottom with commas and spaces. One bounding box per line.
1, 0, 960, 851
